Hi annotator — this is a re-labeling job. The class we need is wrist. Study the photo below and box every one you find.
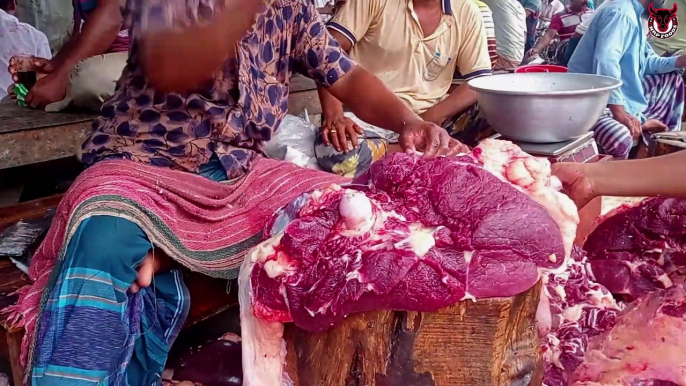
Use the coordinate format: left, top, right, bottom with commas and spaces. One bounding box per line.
583, 162, 603, 199
608, 104, 625, 119
53, 62, 74, 78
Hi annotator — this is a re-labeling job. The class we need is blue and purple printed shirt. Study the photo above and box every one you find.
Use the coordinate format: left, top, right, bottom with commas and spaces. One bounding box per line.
80, 0, 356, 179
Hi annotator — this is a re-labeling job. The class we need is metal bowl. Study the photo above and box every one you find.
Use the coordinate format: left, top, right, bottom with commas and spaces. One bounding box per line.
468, 73, 622, 143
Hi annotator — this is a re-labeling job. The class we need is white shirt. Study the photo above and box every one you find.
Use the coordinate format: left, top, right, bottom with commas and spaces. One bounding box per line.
0, 9, 51, 98
540, 0, 564, 22
574, 0, 647, 36
483, 0, 527, 63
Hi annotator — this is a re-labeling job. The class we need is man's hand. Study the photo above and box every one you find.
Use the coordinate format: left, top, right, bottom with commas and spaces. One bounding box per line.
420, 108, 447, 126
321, 114, 363, 152
25, 71, 70, 109
551, 162, 597, 209
129, 248, 176, 293
642, 119, 668, 133
6, 84, 15, 100
399, 120, 469, 157
8, 56, 54, 83
527, 48, 540, 58
612, 109, 642, 139
676, 54, 686, 68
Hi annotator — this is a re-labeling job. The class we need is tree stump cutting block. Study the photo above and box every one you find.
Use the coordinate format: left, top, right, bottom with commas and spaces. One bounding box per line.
284, 282, 542, 386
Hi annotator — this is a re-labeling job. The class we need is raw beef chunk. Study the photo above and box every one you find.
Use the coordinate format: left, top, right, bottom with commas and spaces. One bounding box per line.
571, 285, 686, 385
538, 248, 622, 386
539, 198, 686, 386
584, 198, 686, 302
250, 142, 576, 332
239, 140, 578, 386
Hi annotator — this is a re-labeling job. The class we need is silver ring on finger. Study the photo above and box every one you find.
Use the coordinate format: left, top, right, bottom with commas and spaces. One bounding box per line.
329, 130, 337, 134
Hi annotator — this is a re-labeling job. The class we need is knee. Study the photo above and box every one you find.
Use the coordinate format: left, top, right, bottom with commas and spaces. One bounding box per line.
70, 55, 125, 107
601, 132, 634, 160
67, 215, 149, 272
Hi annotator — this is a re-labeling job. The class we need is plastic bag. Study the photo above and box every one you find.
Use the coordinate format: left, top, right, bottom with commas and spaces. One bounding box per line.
16, 0, 73, 52
263, 114, 321, 170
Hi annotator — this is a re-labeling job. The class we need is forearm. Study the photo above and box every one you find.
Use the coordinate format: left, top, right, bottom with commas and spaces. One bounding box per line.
533, 31, 556, 51
327, 66, 421, 133
139, 0, 262, 92
55, 3, 122, 74
423, 83, 477, 124
318, 86, 345, 117
645, 55, 678, 74
51, 34, 80, 67
587, 151, 686, 198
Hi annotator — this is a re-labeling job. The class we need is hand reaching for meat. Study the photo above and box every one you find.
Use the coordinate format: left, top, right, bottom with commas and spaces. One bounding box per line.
551, 162, 597, 209
399, 120, 469, 157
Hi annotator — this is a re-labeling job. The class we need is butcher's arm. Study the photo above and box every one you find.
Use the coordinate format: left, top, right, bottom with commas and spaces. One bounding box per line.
584, 151, 686, 198
52, 0, 122, 73
644, 44, 679, 74
137, 0, 263, 92
327, 67, 423, 134
421, 83, 477, 125
532, 29, 558, 52
317, 29, 352, 119
316, 0, 379, 119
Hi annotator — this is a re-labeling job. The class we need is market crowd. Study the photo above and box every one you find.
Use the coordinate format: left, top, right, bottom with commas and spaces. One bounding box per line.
2, 0, 686, 384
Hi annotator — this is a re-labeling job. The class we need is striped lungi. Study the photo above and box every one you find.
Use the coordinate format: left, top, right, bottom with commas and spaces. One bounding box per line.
591, 71, 685, 159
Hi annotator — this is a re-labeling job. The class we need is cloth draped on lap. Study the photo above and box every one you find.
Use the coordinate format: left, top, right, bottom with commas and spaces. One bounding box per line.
591, 71, 685, 159
4, 158, 345, 382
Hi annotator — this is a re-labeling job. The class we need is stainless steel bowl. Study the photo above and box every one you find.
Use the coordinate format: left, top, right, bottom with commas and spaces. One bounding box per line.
468, 73, 622, 143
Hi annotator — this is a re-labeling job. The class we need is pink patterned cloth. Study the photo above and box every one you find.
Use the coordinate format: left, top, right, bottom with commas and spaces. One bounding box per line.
4, 158, 345, 367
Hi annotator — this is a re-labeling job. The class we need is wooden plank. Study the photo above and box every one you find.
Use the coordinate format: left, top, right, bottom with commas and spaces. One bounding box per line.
289, 75, 317, 93
288, 89, 322, 116
0, 194, 63, 231
0, 122, 91, 170
6, 329, 24, 386
0, 78, 320, 169
285, 282, 543, 386
0, 103, 95, 134
0, 193, 237, 327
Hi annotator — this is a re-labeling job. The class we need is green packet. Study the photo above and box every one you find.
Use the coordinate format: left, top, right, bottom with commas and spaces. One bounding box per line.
14, 83, 29, 107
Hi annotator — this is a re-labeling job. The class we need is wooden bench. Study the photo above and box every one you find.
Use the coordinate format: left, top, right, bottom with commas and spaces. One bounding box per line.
0, 104, 96, 171
0, 75, 320, 171
0, 195, 238, 386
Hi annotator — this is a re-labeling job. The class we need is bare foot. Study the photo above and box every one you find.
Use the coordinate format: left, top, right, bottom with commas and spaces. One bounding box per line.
642, 119, 668, 133
129, 249, 175, 293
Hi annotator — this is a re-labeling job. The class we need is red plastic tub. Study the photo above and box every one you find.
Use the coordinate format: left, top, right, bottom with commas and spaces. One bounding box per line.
515, 64, 568, 73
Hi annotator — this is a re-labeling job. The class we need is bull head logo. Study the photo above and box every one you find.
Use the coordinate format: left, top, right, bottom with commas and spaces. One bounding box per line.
649, 3, 678, 33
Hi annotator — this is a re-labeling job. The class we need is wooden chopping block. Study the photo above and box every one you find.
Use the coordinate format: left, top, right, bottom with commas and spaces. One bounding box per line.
648, 131, 686, 157
283, 282, 543, 386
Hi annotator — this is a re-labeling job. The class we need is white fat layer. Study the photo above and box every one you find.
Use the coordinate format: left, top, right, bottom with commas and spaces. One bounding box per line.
476, 139, 579, 272
657, 273, 673, 288
464, 250, 474, 263
339, 190, 374, 233
562, 304, 585, 323
239, 235, 293, 386
394, 224, 438, 258
252, 233, 284, 264
264, 252, 293, 279
554, 285, 567, 301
